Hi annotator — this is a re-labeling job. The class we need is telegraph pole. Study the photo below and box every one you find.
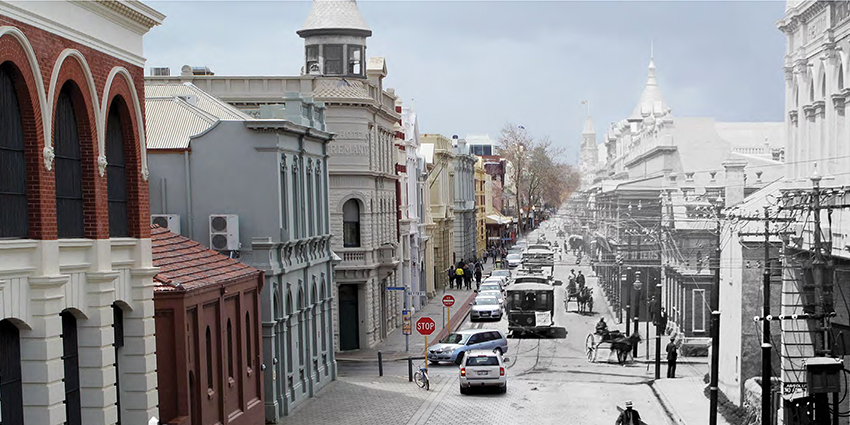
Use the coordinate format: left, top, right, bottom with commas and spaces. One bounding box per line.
708, 197, 722, 425
760, 206, 773, 425
811, 172, 826, 357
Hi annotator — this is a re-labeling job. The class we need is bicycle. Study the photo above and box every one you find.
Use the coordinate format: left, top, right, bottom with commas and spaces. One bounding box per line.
413, 363, 430, 390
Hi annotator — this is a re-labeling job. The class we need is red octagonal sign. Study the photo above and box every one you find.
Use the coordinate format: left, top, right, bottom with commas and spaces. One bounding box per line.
442, 295, 456, 307
416, 317, 436, 336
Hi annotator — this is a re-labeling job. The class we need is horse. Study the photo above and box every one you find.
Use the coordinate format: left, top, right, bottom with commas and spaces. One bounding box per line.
609, 333, 642, 364
577, 287, 594, 314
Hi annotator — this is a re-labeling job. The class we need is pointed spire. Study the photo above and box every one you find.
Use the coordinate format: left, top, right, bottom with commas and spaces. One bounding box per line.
629, 51, 668, 121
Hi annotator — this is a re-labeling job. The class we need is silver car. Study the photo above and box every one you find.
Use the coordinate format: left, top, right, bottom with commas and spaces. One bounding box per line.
470, 296, 502, 321
427, 329, 509, 364
459, 349, 507, 394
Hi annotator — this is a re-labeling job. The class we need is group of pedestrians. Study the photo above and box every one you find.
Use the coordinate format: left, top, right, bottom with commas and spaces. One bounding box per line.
446, 258, 485, 290
483, 246, 508, 265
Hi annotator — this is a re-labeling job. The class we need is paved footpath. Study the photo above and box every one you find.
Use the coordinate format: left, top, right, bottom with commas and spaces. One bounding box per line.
336, 260, 499, 362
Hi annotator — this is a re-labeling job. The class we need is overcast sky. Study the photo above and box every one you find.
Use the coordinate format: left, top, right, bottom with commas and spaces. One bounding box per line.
143, 1, 787, 163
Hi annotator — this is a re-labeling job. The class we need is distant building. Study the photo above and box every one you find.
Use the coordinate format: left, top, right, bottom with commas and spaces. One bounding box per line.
467, 133, 497, 156
0, 2, 163, 424
453, 136, 479, 262
578, 113, 598, 190
152, 226, 265, 425
422, 134, 456, 290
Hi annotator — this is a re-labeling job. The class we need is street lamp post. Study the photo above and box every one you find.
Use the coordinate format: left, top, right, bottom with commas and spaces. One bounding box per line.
709, 195, 723, 425
625, 267, 633, 334
655, 282, 663, 379
633, 272, 643, 358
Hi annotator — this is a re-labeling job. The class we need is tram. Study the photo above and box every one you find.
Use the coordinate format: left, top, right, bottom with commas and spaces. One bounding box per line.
506, 274, 562, 336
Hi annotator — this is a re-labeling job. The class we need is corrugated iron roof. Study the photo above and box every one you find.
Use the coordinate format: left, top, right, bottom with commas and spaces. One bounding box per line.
145, 97, 217, 149
145, 83, 252, 121
151, 225, 261, 292
145, 82, 254, 150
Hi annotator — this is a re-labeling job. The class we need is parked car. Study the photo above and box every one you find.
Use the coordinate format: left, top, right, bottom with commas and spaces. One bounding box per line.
506, 253, 522, 268
478, 282, 504, 296
478, 290, 504, 306
427, 329, 509, 365
459, 349, 507, 394
470, 296, 502, 321
489, 269, 512, 284
482, 275, 508, 290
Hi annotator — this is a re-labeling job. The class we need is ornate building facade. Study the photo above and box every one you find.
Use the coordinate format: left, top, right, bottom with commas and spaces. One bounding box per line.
422, 134, 456, 290
453, 137, 478, 262
0, 2, 163, 423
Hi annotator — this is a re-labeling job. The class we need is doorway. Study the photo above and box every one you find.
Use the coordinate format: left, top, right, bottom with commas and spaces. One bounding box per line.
338, 284, 359, 350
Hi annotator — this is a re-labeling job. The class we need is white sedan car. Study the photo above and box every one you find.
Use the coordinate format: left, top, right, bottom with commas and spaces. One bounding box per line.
459, 349, 507, 394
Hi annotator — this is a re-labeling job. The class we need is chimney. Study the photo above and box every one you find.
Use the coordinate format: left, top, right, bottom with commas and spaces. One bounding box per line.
722, 158, 748, 207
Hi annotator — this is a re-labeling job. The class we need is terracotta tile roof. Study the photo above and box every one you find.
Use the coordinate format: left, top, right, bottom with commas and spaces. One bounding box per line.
151, 225, 261, 292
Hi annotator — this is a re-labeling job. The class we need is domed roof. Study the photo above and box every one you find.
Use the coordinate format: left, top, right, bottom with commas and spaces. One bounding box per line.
298, 0, 372, 37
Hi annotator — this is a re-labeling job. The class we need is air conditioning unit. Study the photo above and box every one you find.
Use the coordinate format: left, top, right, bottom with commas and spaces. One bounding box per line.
151, 214, 180, 234
151, 67, 170, 76
209, 214, 240, 251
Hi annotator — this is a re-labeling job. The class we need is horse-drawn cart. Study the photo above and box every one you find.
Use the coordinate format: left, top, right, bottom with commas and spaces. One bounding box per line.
564, 280, 593, 314
585, 331, 639, 364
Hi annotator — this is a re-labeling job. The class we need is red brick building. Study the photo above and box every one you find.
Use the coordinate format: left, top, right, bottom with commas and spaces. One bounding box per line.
0, 2, 163, 424
152, 226, 264, 425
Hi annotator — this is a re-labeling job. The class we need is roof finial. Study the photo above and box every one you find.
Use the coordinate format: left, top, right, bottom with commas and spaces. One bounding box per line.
581, 99, 590, 117
651, 40, 654, 61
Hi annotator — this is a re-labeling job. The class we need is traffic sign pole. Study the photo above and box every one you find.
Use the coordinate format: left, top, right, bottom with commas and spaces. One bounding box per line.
447, 307, 451, 332
424, 335, 428, 372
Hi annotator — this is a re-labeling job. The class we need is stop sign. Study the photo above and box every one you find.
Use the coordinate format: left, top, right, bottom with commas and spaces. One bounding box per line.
442, 295, 455, 307
416, 317, 436, 336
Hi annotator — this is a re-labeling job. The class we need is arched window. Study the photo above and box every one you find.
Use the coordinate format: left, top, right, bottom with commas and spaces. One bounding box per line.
61, 310, 82, 425
821, 73, 827, 99
311, 282, 318, 354
320, 283, 327, 352
841, 64, 846, 91
285, 291, 293, 372
106, 100, 129, 237
245, 312, 252, 370
205, 326, 213, 390
292, 160, 301, 239
343, 199, 360, 247
55, 84, 85, 238
0, 64, 28, 239
226, 319, 234, 379
112, 303, 125, 425
298, 288, 305, 366
279, 156, 287, 232
0, 319, 23, 425
307, 166, 314, 236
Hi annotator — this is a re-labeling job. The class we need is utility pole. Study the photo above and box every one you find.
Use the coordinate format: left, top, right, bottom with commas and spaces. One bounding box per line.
708, 196, 722, 425
811, 172, 826, 357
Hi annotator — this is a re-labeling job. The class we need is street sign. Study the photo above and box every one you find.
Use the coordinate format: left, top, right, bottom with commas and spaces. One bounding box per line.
411, 291, 426, 297
402, 310, 411, 335
442, 295, 455, 307
386, 287, 405, 291
415, 317, 436, 336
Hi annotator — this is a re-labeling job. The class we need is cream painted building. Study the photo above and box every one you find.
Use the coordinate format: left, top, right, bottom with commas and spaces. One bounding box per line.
475, 157, 488, 255
0, 2, 163, 424
399, 101, 434, 310
421, 134, 456, 290
453, 137, 478, 262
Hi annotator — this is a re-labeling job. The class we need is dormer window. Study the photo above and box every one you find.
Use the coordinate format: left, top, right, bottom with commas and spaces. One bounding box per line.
348, 45, 363, 75
306, 45, 320, 75
324, 44, 343, 75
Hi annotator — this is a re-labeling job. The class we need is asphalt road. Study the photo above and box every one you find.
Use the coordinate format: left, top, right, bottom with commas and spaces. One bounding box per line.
309, 222, 678, 425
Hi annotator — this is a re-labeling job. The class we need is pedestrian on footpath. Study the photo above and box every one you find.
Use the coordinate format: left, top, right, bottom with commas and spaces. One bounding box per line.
615, 401, 642, 425
666, 336, 678, 378
463, 263, 472, 290
474, 261, 483, 290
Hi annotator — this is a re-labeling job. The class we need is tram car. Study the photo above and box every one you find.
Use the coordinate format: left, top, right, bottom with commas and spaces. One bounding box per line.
505, 275, 562, 336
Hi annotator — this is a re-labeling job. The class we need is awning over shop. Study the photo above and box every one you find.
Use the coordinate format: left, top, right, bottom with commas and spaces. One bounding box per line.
485, 214, 514, 225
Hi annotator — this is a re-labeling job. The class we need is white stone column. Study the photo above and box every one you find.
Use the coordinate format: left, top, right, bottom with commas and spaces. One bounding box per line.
79, 272, 121, 425
120, 269, 159, 424
21, 275, 68, 425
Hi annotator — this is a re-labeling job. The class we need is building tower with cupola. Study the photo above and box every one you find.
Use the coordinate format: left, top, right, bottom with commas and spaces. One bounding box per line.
297, 0, 371, 77
578, 110, 598, 190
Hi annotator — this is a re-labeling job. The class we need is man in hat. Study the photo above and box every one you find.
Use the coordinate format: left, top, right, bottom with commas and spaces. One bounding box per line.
615, 400, 642, 425
666, 335, 679, 378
